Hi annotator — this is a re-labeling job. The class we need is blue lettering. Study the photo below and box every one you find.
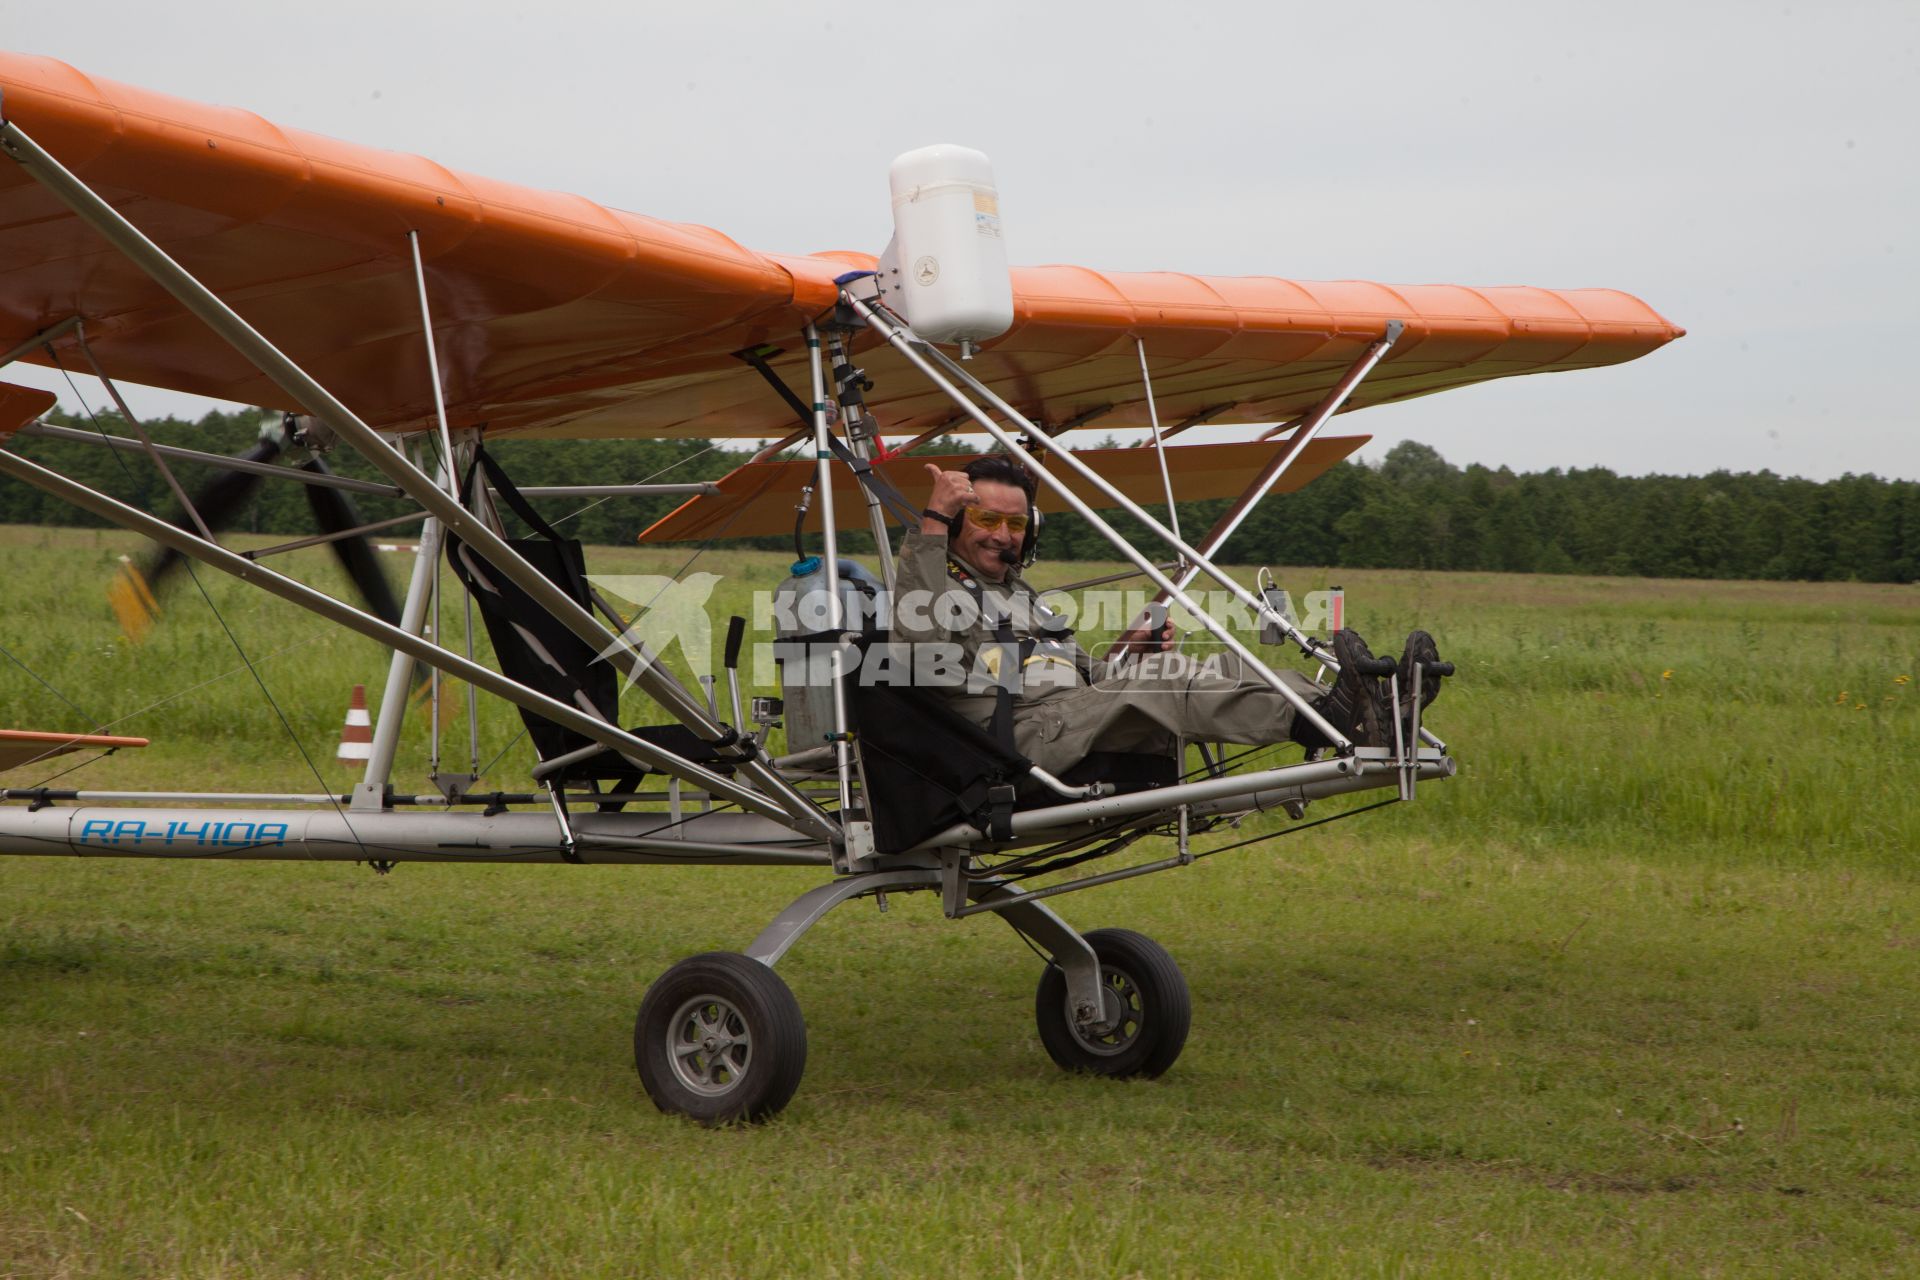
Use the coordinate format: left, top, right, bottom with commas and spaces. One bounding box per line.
222, 822, 256, 847
167, 820, 216, 846
112, 819, 146, 845
255, 823, 289, 847
79, 818, 114, 844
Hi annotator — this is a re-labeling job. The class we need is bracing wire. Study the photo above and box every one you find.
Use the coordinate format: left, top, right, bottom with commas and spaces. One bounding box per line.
45, 349, 371, 855
546, 443, 722, 531
0, 640, 104, 731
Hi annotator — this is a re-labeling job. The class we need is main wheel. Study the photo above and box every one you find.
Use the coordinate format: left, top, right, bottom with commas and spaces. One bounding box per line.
1035, 928, 1191, 1079
635, 952, 807, 1125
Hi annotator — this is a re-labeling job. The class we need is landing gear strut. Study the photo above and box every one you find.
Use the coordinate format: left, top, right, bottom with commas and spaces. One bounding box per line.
1035, 927, 1190, 1078
634, 869, 1192, 1123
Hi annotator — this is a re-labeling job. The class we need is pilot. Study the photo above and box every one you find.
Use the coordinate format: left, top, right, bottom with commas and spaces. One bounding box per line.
891, 454, 1443, 780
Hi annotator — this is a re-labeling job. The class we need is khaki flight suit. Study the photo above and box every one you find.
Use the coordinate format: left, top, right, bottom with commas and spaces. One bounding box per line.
889, 527, 1325, 778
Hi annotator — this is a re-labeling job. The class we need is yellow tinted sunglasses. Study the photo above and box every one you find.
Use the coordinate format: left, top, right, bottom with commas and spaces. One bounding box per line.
964, 506, 1030, 535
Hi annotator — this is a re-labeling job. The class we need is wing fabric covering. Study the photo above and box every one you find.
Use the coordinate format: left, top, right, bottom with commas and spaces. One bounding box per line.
0, 381, 56, 443
0, 52, 1682, 446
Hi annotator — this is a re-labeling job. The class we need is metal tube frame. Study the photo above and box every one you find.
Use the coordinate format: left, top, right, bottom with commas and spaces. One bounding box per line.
0, 803, 827, 866
406, 229, 460, 496
0, 446, 792, 821
847, 293, 1348, 749
1038, 561, 1183, 595
905, 299, 1397, 671
909, 749, 1454, 857
17, 421, 404, 495
1151, 321, 1404, 657
1135, 337, 1184, 547
827, 330, 899, 592
946, 753, 1455, 913
73, 322, 216, 543
241, 510, 427, 561
909, 754, 1360, 849
803, 324, 855, 821
515, 482, 719, 498
0, 116, 834, 843
14, 425, 718, 501
357, 446, 451, 806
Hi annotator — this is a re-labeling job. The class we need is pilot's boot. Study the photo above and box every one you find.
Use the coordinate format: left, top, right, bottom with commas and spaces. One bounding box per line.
1291, 629, 1390, 750
1391, 630, 1447, 739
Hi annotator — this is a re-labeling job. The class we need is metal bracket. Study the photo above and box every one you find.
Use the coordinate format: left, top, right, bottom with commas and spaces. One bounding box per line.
843, 819, 878, 872
940, 849, 969, 918
544, 782, 581, 864
432, 772, 479, 803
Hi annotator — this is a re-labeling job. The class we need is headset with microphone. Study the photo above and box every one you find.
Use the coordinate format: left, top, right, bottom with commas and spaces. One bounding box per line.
953, 455, 1042, 569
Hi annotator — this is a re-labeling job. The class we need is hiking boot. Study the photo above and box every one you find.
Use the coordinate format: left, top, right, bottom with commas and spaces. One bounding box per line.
1371, 629, 1453, 751
1398, 631, 1445, 709
1393, 630, 1449, 732
1294, 629, 1391, 750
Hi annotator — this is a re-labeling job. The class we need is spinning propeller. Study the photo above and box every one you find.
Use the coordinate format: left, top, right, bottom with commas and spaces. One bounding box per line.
109, 414, 405, 641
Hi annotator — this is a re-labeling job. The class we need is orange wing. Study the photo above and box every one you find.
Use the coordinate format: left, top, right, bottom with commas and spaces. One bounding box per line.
0, 381, 56, 443
0, 53, 1681, 443
0, 729, 148, 774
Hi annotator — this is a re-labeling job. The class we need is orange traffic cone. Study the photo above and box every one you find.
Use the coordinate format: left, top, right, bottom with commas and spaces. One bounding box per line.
337, 684, 373, 766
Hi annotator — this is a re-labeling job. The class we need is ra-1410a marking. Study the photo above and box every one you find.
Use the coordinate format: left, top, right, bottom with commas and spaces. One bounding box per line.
78, 817, 291, 847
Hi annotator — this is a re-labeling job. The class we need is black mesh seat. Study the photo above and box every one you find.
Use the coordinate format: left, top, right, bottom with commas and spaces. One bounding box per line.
445, 447, 726, 809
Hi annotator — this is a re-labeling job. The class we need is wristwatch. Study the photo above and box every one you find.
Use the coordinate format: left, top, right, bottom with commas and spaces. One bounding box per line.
921, 507, 957, 530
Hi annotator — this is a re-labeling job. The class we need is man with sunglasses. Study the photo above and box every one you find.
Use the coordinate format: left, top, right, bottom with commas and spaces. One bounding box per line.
894, 455, 1441, 781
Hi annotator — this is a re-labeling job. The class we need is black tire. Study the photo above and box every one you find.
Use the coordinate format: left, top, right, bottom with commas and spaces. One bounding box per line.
635, 952, 807, 1125
1034, 928, 1190, 1079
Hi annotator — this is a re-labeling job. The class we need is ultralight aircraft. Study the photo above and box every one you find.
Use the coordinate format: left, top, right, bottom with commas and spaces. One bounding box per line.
0, 52, 1681, 1122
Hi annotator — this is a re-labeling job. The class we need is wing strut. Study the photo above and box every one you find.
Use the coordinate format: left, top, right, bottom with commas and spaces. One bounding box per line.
1134, 337, 1184, 549
72, 321, 216, 543
1132, 320, 1404, 665
734, 345, 814, 430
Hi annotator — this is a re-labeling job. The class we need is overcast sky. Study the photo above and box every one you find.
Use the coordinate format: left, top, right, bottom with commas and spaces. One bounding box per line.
7, 1, 1916, 480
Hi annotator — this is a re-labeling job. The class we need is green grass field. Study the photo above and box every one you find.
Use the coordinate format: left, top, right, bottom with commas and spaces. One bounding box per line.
2, 523, 1917, 1277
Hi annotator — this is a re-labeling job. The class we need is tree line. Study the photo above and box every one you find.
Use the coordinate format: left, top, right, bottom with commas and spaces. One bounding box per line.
5, 408, 1915, 583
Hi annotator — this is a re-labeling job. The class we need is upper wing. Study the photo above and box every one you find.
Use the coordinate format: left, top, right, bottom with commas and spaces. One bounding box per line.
0, 53, 1682, 442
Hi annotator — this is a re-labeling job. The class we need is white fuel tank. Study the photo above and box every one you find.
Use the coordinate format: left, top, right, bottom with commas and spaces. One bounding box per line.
878, 144, 1013, 346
